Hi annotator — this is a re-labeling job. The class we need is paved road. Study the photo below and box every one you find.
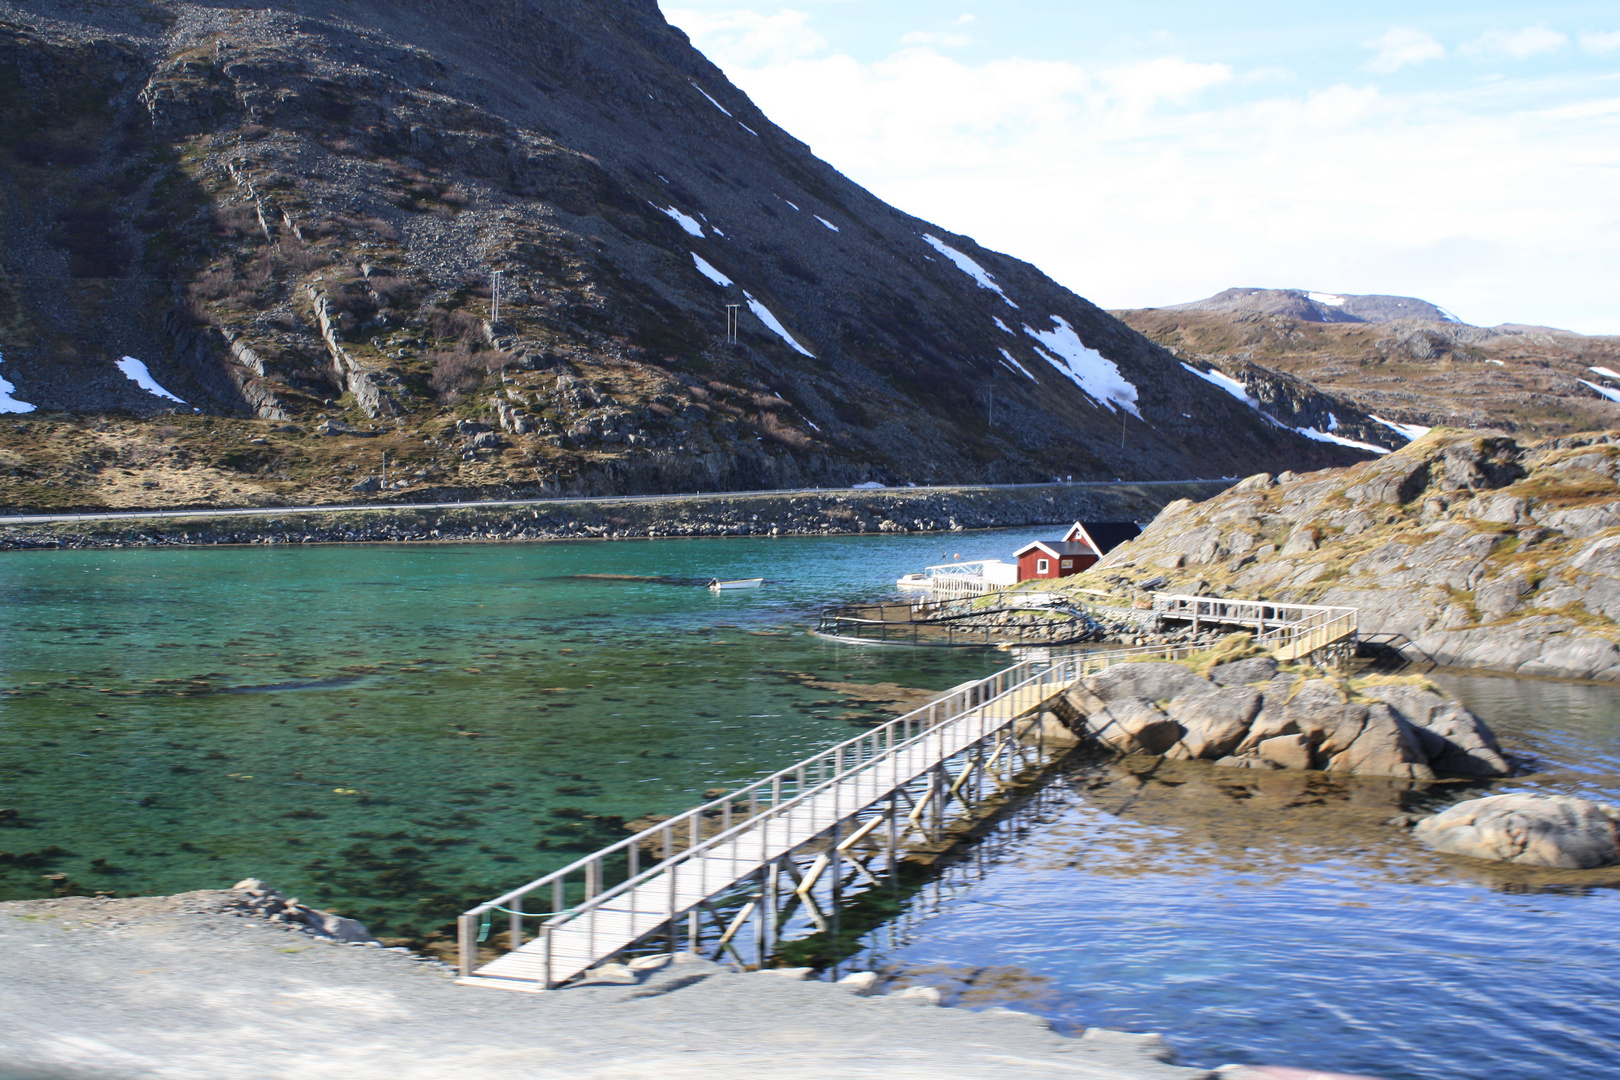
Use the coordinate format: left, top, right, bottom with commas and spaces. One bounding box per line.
0, 480, 1233, 528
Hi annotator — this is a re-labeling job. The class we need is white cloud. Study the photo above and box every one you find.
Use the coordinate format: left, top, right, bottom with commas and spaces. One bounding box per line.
665, 7, 825, 67
900, 30, 971, 49
670, 15, 1620, 334
1580, 29, 1620, 53
1461, 25, 1569, 60
1363, 27, 1445, 73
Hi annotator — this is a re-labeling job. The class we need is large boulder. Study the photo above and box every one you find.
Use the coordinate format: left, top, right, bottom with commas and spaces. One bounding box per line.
1061, 666, 1502, 782
1356, 683, 1510, 776
1085, 696, 1185, 755
1412, 794, 1620, 869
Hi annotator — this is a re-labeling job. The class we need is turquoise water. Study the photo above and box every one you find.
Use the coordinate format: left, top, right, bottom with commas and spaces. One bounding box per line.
6, 536, 1620, 1079
854, 674, 1620, 1080
0, 530, 1038, 938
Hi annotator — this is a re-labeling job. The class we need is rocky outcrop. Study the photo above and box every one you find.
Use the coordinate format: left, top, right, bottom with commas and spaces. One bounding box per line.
1055, 661, 1508, 781
1062, 430, 1620, 681
226, 877, 377, 941
1412, 794, 1620, 869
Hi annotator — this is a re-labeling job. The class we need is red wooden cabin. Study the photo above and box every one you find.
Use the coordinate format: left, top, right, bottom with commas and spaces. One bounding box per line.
1013, 521, 1142, 582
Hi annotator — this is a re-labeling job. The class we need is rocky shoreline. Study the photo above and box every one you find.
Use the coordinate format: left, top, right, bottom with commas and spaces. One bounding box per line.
0, 481, 1227, 551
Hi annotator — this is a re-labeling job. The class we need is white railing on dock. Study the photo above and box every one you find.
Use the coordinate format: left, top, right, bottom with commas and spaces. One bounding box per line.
458, 652, 1081, 989
457, 594, 1359, 990
1152, 593, 1357, 659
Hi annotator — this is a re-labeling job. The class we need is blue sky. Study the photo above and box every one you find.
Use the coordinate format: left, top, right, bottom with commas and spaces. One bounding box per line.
663, 2, 1620, 333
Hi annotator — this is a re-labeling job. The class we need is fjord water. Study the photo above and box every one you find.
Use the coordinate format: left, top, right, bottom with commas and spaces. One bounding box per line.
4, 535, 1618, 1079
0, 531, 1033, 935
855, 672, 1620, 1080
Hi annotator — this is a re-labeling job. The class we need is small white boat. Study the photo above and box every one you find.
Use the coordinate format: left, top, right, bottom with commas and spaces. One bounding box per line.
895, 573, 933, 591
708, 577, 764, 591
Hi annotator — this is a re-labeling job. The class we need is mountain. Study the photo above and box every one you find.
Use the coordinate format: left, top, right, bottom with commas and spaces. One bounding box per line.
0, 0, 1369, 510
1116, 293, 1620, 449
1164, 288, 1462, 325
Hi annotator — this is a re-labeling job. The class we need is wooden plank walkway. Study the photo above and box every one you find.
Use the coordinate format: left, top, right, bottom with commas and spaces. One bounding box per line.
457, 593, 1359, 991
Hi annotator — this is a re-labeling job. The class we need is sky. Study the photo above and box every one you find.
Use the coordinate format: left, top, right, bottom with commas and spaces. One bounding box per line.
661, 2, 1620, 334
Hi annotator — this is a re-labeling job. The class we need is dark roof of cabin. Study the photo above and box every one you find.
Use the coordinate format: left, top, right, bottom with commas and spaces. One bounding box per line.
1076, 521, 1142, 555
1014, 540, 1096, 558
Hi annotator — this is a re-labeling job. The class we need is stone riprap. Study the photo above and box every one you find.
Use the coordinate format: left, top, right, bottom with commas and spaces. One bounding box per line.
0, 481, 1225, 551
1413, 793, 1620, 869
1053, 430, 1620, 682
1054, 660, 1508, 781
228, 877, 377, 943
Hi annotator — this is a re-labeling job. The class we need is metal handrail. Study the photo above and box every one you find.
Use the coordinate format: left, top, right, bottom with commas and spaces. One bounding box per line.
458, 597, 1359, 981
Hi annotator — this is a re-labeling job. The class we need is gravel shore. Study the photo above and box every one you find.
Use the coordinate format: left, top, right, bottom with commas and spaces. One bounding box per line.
1, 890, 1218, 1080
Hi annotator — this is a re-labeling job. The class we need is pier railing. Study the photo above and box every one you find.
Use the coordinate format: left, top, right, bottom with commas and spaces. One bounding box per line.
457, 595, 1359, 988
458, 652, 1080, 984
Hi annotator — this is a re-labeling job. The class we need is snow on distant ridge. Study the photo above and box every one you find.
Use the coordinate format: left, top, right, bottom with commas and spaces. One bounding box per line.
115, 357, 185, 403
1579, 380, 1620, 403
653, 203, 704, 238
1180, 361, 1257, 407
1180, 360, 1388, 454
1308, 292, 1346, 307
1370, 414, 1432, 441
691, 253, 732, 288
0, 349, 36, 414
691, 82, 731, 117
997, 348, 1036, 381
743, 292, 814, 358
992, 316, 1013, 335
921, 235, 1017, 309
814, 216, 839, 232
1590, 365, 1620, 380
1025, 316, 1139, 417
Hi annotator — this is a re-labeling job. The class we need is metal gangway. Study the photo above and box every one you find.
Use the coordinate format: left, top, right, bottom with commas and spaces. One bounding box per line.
457, 595, 1359, 991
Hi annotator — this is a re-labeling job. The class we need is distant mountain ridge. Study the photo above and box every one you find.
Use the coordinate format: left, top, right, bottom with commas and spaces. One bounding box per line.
1165, 288, 1462, 326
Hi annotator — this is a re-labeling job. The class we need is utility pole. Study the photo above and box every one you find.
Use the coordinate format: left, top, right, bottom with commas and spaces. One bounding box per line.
382, 450, 387, 488
491, 270, 503, 325
984, 388, 995, 427
725, 303, 741, 343
1120, 408, 1129, 449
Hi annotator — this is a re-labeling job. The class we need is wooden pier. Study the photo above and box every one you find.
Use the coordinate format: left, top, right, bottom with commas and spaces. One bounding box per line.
457, 594, 1359, 991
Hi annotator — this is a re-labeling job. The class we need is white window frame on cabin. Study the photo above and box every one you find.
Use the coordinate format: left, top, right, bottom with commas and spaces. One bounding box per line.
1037, 558, 1049, 574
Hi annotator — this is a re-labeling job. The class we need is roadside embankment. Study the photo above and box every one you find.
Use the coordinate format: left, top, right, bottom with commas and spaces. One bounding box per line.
0, 481, 1230, 551
1, 887, 1222, 1080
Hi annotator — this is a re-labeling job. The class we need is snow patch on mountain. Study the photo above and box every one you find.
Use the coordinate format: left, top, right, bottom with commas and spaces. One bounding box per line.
691, 82, 731, 117
691, 253, 732, 288
115, 357, 185, 403
922, 235, 1017, 309
0, 350, 36, 414
1180, 361, 1258, 407
997, 348, 1036, 381
654, 203, 704, 238
1370, 414, 1432, 441
814, 216, 839, 232
1025, 316, 1139, 417
743, 293, 814, 358
1579, 380, 1620, 403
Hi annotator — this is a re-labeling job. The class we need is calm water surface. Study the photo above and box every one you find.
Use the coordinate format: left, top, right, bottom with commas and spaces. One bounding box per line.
853, 673, 1620, 1080
4, 536, 1618, 1079
0, 531, 1033, 936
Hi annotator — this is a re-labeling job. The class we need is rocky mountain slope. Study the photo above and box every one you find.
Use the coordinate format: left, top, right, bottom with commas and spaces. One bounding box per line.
1047, 429, 1620, 682
0, 1, 1372, 512
1116, 293, 1620, 445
